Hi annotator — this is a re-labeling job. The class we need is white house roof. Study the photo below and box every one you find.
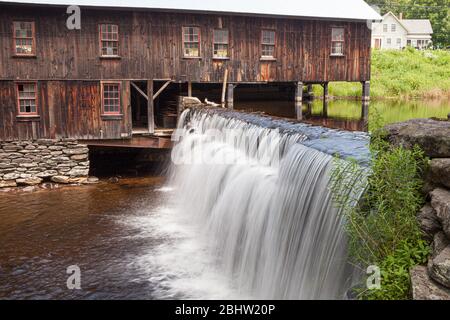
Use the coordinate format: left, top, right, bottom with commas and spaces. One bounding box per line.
0, 0, 382, 21
401, 19, 433, 35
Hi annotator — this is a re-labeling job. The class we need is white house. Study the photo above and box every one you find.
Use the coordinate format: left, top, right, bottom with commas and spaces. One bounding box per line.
371, 12, 433, 50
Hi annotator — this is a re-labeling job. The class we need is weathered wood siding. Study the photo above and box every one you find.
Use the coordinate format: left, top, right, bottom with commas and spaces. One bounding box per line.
0, 5, 372, 82
0, 80, 131, 141
0, 4, 372, 141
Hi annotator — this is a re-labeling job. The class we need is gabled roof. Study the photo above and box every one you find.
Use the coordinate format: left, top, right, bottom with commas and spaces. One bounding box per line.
401, 19, 433, 35
382, 12, 433, 35
0, 0, 382, 21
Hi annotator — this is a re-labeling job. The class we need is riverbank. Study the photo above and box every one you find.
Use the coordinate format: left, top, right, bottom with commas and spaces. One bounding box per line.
313, 49, 450, 100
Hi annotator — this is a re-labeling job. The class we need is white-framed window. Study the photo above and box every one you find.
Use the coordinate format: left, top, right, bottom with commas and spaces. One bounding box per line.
261, 30, 276, 58
387, 38, 392, 45
183, 27, 201, 58
383, 24, 388, 32
391, 24, 396, 32
396, 38, 401, 46
213, 29, 229, 58
99, 24, 119, 57
331, 27, 345, 56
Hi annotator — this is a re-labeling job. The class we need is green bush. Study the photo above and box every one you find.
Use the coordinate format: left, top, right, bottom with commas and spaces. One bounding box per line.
330, 112, 431, 300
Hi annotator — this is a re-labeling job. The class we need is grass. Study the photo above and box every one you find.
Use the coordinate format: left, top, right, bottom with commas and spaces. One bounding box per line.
330, 111, 431, 300
313, 48, 450, 99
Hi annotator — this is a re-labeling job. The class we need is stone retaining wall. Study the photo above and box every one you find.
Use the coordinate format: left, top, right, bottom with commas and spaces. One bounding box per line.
385, 118, 450, 300
0, 139, 90, 189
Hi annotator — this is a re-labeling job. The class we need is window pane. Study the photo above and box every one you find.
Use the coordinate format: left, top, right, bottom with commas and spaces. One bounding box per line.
331, 42, 344, 55
17, 83, 37, 114
332, 27, 344, 41
214, 29, 229, 44
103, 84, 120, 113
262, 44, 275, 57
262, 30, 275, 45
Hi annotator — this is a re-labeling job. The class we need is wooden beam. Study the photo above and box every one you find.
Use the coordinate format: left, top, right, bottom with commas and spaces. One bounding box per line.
226, 84, 235, 109
153, 80, 172, 101
221, 69, 229, 107
362, 81, 370, 102
131, 81, 148, 100
188, 81, 193, 97
147, 80, 155, 134
295, 81, 303, 120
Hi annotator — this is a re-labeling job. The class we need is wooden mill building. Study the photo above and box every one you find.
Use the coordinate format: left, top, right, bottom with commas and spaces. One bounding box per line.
0, 0, 381, 142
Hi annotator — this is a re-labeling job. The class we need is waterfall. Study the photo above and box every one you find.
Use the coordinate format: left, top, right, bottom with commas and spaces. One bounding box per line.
168, 108, 370, 300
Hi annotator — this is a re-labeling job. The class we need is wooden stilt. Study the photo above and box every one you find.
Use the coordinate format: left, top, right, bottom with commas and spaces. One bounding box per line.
362, 81, 370, 102
188, 81, 193, 97
295, 81, 303, 120
323, 99, 329, 118
227, 84, 235, 109
307, 84, 314, 100
323, 82, 329, 101
361, 101, 369, 121
147, 80, 155, 134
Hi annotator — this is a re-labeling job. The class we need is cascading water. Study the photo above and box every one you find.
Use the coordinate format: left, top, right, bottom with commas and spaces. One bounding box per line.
159, 108, 370, 300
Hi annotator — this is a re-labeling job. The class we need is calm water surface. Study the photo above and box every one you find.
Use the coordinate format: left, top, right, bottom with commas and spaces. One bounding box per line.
236, 99, 450, 131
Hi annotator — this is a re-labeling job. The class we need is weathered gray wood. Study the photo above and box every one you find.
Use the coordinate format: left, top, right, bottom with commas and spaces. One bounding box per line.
226, 84, 235, 109
295, 82, 303, 120
362, 81, 370, 102
147, 80, 155, 134
323, 82, 329, 101
131, 82, 149, 100
221, 69, 229, 107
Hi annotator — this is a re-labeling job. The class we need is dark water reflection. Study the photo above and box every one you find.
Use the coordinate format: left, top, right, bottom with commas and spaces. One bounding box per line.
236, 99, 450, 132
0, 178, 166, 300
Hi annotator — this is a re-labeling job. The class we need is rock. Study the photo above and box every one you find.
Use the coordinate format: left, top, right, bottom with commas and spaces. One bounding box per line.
51, 176, 70, 184
69, 177, 88, 184
429, 245, 450, 289
384, 119, 450, 158
428, 159, 450, 189
3, 173, 21, 180
432, 232, 450, 257
70, 154, 88, 161
418, 204, 442, 241
63, 148, 89, 156
21, 186, 36, 193
40, 182, 59, 190
182, 96, 203, 107
36, 170, 58, 178
430, 189, 450, 239
0, 180, 17, 188
16, 177, 43, 186
68, 168, 89, 177
84, 176, 99, 184
410, 266, 450, 300
19, 162, 38, 168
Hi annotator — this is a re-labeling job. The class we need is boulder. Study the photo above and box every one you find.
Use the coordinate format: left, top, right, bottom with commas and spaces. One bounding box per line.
68, 168, 89, 177
430, 189, 450, 239
36, 170, 58, 178
410, 266, 450, 300
182, 96, 203, 107
428, 245, 450, 289
417, 204, 441, 241
84, 176, 99, 184
428, 158, 450, 189
3, 173, 21, 180
384, 119, 450, 158
51, 176, 70, 184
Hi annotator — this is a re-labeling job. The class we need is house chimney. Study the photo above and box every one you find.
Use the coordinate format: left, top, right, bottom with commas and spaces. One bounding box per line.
399, 12, 403, 20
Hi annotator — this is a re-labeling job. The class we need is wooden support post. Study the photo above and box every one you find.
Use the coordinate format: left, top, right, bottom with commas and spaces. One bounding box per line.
295, 81, 303, 120
226, 84, 235, 109
153, 80, 172, 101
188, 81, 193, 97
323, 99, 329, 118
362, 81, 370, 102
323, 82, 329, 101
307, 84, 314, 100
147, 80, 155, 134
361, 101, 369, 121
306, 101, 313, 116
221, 69, 229, 108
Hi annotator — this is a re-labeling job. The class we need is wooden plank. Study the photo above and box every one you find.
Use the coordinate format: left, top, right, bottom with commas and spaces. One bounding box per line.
147, 80, 155, 134
131, 81, 148, 100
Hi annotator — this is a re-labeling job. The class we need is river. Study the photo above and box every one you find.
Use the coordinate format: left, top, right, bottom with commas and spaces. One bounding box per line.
0, 99, 449, 300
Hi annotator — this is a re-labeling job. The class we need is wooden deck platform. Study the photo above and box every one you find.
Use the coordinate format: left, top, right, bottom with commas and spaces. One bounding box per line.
81, 135, 173, 149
